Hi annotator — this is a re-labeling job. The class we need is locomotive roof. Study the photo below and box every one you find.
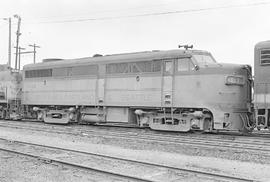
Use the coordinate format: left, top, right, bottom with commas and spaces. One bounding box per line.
23, 49, 211, 70
255, 40, 270, 49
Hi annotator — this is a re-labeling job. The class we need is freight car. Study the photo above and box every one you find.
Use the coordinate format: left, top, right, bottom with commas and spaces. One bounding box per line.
254, 40, 270, 130
21, 48, 253, 132
0, 64, 22, 120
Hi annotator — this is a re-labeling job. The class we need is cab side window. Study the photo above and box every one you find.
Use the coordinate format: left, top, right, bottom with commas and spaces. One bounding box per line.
164, 61, 173, 74
177, 58, 192, 72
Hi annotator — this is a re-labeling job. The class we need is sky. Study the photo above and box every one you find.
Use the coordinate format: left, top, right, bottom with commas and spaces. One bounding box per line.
0, 0, 269, 69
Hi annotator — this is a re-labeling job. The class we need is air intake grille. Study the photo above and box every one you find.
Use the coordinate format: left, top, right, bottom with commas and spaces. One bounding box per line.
260, 49, 270, 65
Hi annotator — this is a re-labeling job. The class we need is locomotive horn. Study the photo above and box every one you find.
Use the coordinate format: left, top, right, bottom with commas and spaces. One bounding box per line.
178, 44, 193, 50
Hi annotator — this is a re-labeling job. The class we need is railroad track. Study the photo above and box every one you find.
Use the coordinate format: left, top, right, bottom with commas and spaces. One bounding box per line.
2, 119, 270, 140
3, 119, 270, 140
0, 120, 269, 155
0, 137, 252, 182
1, 119, 270, 143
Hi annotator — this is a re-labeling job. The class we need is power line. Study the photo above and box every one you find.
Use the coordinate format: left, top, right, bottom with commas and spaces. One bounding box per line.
0, 23, 7, 29
26, 1, 180, 21
28, 1, 270, 24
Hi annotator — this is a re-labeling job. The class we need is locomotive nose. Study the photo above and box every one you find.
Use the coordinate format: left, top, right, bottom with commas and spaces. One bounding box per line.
216, 63, 248, 73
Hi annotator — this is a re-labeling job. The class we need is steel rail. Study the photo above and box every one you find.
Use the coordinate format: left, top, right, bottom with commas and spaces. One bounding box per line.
0, 124, 270, 154
0, 123, 269, 154
0, 138, 252, 182
1, 119, 270, 141
0, 144, 152, 182
1, 120, 270, 145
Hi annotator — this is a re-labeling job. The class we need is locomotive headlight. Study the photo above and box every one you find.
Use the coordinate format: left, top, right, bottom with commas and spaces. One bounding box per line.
33, 107, 40, 111
225, 75, 244, 86
68, 107, 75, 113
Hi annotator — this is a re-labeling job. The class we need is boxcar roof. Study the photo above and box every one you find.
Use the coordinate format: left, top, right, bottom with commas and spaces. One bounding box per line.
23, 49, 210, 70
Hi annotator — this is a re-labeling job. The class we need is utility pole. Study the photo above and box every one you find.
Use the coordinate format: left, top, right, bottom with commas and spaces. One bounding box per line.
3, 17, 11, 68
29, 44, 40, 63
14, 15, 21, 70
18, 47, 25, 70
14, 46, 25, 70
8, 18, 11, 68
15, 48, 36, 70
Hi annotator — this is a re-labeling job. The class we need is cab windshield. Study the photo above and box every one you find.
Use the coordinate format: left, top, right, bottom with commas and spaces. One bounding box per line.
192, 54, 216, 67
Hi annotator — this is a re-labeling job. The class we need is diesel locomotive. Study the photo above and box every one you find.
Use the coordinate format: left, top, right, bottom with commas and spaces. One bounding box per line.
1, 41, 270, 133
254, 40, 270, 130
0, 64, 22, 120
21, 47, 252, 132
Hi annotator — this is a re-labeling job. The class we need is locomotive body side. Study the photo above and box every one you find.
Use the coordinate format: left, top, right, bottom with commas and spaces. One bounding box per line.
22, 49, 252, 132
254, 40, 270, 129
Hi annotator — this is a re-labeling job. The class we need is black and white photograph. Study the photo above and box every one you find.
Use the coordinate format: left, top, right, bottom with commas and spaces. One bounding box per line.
0, 0, 269, 181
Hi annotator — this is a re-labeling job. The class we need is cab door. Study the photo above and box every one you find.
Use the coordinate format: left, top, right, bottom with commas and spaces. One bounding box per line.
162, 60, 174, 107
97, 65, 106, 105
97, 79, 105, 104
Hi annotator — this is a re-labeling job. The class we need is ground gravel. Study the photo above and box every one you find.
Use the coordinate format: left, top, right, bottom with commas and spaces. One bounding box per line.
0, 151, 129, 182
19, 123, 270, 164
0, 124, 270, 181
